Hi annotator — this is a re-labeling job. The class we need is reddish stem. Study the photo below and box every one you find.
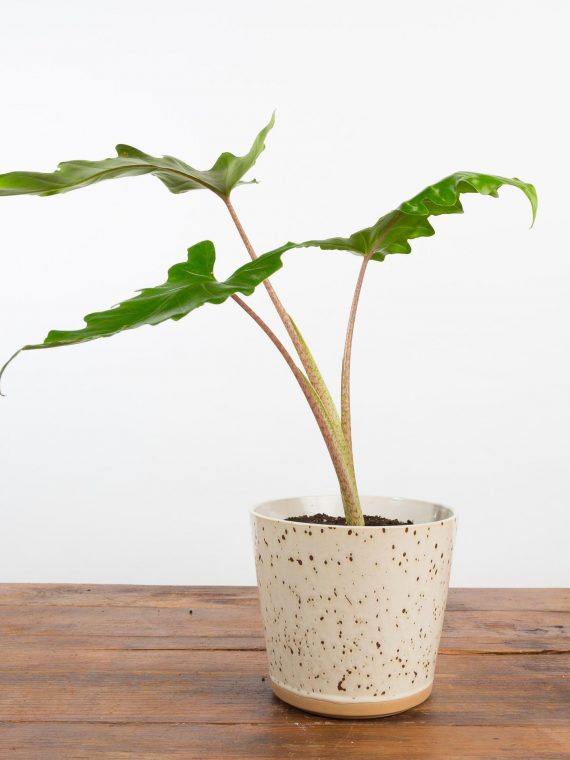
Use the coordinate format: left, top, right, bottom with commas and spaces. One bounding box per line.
341, 251, 374, 465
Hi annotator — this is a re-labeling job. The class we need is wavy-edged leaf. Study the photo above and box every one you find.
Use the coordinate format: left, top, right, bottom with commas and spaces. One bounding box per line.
0, 113, 275, 199
271, 172, 537, 262
0, 240, 289, 389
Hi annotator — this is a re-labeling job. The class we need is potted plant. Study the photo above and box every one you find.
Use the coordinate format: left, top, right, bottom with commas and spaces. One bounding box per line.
0, 115, 536, 717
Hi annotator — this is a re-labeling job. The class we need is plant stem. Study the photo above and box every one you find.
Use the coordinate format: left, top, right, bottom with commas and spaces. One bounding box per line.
224, 196, 363, 525
288, 317, 357, 486
230, 295, 302, 385
340, 214, 402, 468
224, 199, 326, 386
231, 295, 362, 523
341, 251, 374, 468
223, 199, 337, 418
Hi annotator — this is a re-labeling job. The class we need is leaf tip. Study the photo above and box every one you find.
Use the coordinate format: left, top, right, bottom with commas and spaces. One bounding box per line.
511, 177, 538, 228
525, 183, 538, 228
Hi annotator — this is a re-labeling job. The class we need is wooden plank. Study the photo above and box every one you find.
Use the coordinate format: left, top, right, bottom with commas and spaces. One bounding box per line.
0, 723, 569, 760
440, 610, 570, 653
0, 649, 567, 726
0, 604, 263, 643
0, 605, 567, 653
447, 588, 570, 612
0, 634, 263, 652
0, 584, 259, 609
0, 585, 567, 611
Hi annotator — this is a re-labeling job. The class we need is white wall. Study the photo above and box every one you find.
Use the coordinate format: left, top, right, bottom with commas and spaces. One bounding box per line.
0, 0, 568, 586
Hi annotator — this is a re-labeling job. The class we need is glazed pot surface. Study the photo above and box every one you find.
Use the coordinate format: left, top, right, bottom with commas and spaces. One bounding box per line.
252, 495, 456, 718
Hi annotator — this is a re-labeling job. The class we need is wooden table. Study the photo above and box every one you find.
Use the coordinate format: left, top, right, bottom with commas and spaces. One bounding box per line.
0, 586, 568, 759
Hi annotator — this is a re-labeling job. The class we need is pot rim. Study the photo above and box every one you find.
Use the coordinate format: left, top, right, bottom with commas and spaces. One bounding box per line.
251, 494, 456, 529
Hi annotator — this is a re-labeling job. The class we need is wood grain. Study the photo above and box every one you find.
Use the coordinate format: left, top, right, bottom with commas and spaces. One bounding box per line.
0, 586, 568, 759
1, 724, 569, 760
0, 584, 567, 610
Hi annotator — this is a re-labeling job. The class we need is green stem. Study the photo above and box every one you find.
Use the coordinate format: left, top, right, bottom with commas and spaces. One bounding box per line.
232, 295, 361, 523
224, 197, 363, 525
289, 316, 357, 485
224, 197, 333, 400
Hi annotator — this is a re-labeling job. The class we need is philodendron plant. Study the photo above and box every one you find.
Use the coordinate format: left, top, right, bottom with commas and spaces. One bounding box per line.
0, 115, 536, 526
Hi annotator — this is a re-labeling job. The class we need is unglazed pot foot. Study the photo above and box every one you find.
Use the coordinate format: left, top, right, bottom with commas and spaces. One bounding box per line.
271, 680, 433, 719
252, 495, 456, 716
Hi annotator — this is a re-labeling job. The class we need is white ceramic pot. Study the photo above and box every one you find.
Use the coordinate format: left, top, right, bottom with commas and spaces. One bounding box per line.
252, 495, 456, 718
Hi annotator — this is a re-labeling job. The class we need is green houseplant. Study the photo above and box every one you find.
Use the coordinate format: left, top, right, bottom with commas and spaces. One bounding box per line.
0, 116, 536, 717
0, 114, 536, 528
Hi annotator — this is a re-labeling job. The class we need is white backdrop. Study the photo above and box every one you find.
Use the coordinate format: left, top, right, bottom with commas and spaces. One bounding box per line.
0, 0, 568, 586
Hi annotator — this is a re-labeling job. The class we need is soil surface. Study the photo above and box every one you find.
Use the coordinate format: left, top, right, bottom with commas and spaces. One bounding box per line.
285, 512, 413, 526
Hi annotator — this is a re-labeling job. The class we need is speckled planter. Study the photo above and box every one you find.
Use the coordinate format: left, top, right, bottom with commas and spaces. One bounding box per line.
251, 495, 456, 718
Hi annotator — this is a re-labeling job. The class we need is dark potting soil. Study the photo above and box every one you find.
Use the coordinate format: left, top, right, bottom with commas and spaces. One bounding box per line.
285, 513, 413, 527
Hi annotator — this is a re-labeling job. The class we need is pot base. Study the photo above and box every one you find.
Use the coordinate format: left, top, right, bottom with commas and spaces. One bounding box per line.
271, 681, 432, 719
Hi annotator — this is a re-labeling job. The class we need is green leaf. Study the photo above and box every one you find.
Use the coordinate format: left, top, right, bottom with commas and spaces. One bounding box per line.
0, 113, 275, 199
26, 241, 287, 348
0, 240, 288, 390
272, 172, 537, 262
